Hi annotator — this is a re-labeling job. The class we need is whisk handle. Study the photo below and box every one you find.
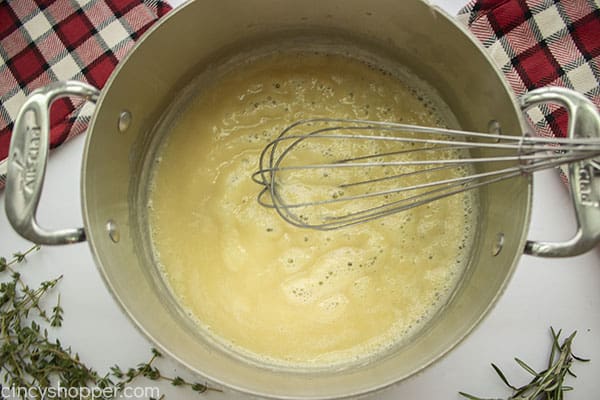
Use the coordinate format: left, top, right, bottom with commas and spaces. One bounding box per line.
521, 87, 600, 257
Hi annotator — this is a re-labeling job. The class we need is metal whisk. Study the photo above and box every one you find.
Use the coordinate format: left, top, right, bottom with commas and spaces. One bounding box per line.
252, 118, 600, 230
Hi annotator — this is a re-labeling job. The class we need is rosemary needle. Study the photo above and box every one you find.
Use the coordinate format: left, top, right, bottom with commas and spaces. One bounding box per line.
459, 327, 589, 400
4, 246, 589, 399
0, 246, 220, 399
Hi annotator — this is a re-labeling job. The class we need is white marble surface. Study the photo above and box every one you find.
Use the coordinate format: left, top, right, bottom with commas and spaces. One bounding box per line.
0, 0, 598, 398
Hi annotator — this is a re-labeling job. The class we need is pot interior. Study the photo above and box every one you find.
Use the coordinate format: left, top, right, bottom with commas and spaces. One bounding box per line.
81, 0, 531, 398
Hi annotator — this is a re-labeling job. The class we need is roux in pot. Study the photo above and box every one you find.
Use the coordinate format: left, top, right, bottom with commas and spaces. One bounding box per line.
148, 51, 477, 368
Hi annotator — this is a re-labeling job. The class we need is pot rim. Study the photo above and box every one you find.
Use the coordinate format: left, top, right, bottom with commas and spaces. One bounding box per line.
80, 1, 533, 399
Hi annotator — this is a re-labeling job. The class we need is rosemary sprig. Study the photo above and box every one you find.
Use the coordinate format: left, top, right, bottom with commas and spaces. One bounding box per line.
459, 327, 589, 400
0, 245, 220, 399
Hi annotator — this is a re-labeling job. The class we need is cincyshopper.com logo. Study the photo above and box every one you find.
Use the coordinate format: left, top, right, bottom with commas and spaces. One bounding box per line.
0, 383, 161, 400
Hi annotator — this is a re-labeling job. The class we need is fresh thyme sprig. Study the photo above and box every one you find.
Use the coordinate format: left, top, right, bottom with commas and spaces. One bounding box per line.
109, 348, 222, 396
0, 245, 220, 399
460, 327, 589, 400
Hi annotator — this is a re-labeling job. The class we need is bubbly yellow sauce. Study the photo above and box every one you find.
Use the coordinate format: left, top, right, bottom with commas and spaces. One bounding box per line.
148, 51, 476, 368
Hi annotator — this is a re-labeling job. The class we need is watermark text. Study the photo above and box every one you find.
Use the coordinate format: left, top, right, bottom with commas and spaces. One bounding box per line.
1, 383, 160, 400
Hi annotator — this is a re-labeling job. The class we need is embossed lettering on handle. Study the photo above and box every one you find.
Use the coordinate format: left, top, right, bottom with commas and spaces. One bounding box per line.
521, 87, 600, 257
5, 81, 100, 245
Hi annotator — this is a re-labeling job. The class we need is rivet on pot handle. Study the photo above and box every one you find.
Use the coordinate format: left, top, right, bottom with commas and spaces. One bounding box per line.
5, 81, 100, 245
521, 87, 600, 257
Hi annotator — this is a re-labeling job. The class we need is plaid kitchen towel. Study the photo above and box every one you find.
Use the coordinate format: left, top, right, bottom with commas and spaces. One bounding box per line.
2, 1, 598, 190
0, 0, 171, 188
458, 0, 600, 140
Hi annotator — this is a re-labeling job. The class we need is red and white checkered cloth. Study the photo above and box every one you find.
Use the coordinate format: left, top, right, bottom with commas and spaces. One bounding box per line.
458, 0, 600, 140
0, 0, 171, 187
0, 0, 598, 188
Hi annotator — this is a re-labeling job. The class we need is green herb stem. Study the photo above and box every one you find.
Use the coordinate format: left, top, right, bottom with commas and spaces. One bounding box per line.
0, 246, 220, 399
460, 327, 589, 400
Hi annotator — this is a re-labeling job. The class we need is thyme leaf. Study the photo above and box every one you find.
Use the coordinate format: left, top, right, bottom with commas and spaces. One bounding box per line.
0, 245, 221, 399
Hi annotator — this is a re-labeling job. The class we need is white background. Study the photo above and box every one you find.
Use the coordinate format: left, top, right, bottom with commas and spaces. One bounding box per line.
0, 0, 598, 399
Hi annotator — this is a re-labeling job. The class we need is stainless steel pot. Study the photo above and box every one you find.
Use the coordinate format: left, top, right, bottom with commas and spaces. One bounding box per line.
5, 0, 600, 398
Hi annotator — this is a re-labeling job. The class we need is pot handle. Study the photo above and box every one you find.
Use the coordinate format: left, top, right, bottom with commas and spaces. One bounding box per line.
520, 87, 600, 257
5, 81, 100, 245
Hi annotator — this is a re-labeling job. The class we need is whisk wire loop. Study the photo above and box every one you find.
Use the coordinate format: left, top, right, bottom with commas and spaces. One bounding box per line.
253, 118, 600, 230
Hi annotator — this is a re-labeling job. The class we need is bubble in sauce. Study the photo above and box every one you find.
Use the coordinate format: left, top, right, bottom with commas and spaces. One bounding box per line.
148, 48, 479, 369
